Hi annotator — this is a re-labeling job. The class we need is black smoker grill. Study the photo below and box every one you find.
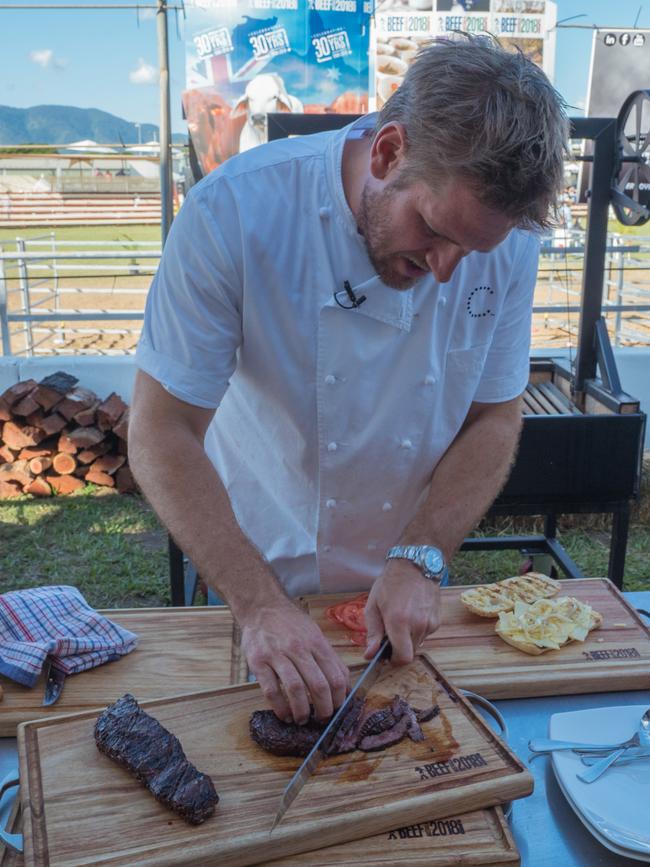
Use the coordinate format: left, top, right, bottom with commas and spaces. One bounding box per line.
169, 106, 648, 604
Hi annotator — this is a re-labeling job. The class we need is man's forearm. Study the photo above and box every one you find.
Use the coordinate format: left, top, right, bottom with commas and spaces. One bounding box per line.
400, 398, 523, 561
129, 423, 288, 621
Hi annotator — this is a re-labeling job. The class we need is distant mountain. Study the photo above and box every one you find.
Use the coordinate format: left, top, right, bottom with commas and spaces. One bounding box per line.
0, 105, 186, 146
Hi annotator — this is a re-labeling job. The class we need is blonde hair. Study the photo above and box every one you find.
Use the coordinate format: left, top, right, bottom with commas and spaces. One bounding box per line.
377, 34, 569, 228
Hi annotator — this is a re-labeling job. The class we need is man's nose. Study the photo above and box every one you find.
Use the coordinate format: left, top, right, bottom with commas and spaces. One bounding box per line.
425, 245, 465, 283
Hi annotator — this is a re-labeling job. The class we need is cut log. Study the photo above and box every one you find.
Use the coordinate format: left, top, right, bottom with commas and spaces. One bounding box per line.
29, 456, 52, 475
0, 479, 22, 498
58, 387, 98, 421
25, 477, 52, 497
1, 421, 46, 450
52, 453, 77, 476
0, 444, 16, 463
39, 371, 78, 395
97, 393, 128, 431
0, 400, 11, 422
24, 408, 45, 428
85, 469, 115, 488
11, 391, 40, 417
68, 426, 105, 449
116, 466, 137, 494
18, 441, 55, 461
58, 432, 79, 454
46, 473, 85, 495
32, 385, 65, 413
39, 413, 68, 437
0, 460, 33, 487
90, 453, 126, 476
77, 440, 112, 465
73, 403, 98, 427
0, 380, 38, 408
74, 464, 91, 479
112, 408, 129, 441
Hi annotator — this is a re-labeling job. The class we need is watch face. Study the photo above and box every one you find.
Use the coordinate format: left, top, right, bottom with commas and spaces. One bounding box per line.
423, 548, 444, 575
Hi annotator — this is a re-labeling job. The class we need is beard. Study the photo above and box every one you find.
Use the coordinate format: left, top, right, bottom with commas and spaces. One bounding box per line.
356, 180, 426, 291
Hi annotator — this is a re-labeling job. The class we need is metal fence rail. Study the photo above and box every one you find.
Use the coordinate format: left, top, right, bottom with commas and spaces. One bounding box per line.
1, 232, 650, 356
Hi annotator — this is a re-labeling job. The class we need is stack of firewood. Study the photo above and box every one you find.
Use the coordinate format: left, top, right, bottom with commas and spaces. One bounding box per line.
0, 371, 137, 499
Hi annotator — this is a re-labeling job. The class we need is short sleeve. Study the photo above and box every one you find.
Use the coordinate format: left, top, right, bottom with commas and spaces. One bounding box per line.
473, 232, 539, 403
135, 179, 243, 409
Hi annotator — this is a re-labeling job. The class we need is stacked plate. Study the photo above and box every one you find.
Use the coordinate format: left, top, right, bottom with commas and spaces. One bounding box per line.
550, 705, 650, 862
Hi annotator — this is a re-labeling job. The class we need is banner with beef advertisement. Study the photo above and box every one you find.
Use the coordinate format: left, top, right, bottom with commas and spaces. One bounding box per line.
372, 0, 556, 110
183, 0, 371, 176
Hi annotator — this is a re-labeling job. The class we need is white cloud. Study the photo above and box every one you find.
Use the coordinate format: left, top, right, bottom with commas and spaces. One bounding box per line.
129, 58, 158, 85
29, 49, 66, 69
138, 7, 156, 19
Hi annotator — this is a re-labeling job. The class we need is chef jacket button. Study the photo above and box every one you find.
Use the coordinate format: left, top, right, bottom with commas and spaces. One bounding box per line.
400, 438, 413, 449
326, 498, 337, 509
324, 374, 336, 385
323, 544, 331, 552
424, 375, 436, 386
319, 207, 330, 219
327, 441, 338, 452
382, 501, 392, 511
439, 296, 447, 306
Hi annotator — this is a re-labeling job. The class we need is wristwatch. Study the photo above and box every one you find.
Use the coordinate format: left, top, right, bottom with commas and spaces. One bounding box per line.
386, 545, 446, 584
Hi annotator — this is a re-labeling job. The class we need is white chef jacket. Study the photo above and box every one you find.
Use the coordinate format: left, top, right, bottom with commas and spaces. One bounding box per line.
136, 116, 539, 598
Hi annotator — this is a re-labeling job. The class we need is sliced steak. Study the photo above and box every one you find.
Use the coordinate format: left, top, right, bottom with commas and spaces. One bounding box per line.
358, 714, 411, 752
94, 694, 218, 825
324, 696, 367, 755
415, 704, 440, 724
249, 710, 325, 757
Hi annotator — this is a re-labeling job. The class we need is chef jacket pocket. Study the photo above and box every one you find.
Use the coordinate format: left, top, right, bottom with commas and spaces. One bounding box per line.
442, 344, 490, 424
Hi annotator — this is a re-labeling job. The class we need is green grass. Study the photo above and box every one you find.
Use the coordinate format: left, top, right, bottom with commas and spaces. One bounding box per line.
0, 487, 169, 608
0, 225, 160, 244
1, 489, 648, 608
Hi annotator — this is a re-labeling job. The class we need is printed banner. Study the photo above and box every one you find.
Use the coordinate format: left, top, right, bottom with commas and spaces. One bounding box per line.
183, 0, 371, 175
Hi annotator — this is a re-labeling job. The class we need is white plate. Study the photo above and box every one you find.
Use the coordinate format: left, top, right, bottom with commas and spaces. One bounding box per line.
550, 705, 650, 858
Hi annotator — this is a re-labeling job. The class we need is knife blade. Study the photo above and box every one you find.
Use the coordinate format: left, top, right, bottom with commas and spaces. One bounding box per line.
270, 637, 392, 832
42, 658, 66, 706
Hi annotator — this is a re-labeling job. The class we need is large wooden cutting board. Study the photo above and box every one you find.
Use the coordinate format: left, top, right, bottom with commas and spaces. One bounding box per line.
304, 578, 650, 699
1, 802, 519, 867
17, 656, 532, 866
0, 607, 246, 736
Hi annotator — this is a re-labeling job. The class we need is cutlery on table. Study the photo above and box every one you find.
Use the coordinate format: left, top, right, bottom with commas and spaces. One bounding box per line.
529, 709, 650, 756
576, 708, 650, 783
42, 658, 66, 706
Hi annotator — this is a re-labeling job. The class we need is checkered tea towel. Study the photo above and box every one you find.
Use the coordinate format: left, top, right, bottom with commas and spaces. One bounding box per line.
0, 585, 138, 687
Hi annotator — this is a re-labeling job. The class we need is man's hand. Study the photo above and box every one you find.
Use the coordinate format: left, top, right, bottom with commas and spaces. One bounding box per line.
363, 560, 441, 664
240, 600, 350, 725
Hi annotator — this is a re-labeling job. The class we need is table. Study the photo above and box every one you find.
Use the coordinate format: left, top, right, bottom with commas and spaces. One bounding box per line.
1, 591, 648, 866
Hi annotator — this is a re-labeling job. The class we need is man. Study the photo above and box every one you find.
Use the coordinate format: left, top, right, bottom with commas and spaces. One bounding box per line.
130, 35, 567, 726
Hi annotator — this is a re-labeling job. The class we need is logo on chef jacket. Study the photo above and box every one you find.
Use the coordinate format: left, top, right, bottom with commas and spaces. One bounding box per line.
466, 286, 495, 318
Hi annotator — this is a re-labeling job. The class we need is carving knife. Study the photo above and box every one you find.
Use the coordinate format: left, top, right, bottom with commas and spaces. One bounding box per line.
270, 636, 392, 832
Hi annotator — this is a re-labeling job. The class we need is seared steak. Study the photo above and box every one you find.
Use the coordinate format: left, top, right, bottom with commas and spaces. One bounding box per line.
94, 694, 218, 825
251, 695, 438, 758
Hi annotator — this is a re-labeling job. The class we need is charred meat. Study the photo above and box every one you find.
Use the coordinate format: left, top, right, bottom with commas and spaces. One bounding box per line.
94, 693, 218, 825
250, 696, 440, 758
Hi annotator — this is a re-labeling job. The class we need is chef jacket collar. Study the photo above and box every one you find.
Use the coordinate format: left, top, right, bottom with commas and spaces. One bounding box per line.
324, 274, 414, 332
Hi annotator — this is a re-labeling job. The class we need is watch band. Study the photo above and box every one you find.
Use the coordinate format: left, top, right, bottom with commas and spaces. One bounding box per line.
386, 544, 446, 584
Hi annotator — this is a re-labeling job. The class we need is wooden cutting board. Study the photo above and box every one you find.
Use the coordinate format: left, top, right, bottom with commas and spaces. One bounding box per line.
1, 802, 519, 867
303, 578, 650, 699
0, 607, 246, 736
17, 656, 532, 866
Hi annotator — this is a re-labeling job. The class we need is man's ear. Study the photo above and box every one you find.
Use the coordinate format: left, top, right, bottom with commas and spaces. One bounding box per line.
370, 123, 408, 180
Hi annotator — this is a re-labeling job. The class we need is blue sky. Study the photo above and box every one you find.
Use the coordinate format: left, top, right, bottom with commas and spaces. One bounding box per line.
1, 0, 649, 136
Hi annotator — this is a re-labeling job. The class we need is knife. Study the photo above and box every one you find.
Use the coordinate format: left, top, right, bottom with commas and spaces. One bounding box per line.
270, 636, 392, 832
42, 658, 66, 706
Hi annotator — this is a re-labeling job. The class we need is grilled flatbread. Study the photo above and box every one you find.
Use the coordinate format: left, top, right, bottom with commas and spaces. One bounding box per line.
495, 596, 603, 655
460, 572, 559, 618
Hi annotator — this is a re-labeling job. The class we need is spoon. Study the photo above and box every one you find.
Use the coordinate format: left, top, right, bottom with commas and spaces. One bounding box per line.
577, 708, 650, 783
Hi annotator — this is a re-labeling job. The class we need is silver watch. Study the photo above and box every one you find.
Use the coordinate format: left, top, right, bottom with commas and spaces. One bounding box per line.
386, 545, 446, 584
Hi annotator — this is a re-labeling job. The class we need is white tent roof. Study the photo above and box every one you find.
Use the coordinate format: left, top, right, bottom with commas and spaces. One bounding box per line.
59, 140, 117, 154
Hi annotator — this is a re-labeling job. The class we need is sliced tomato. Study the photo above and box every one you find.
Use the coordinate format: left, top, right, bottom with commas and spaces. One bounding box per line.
325, 593, 369, 643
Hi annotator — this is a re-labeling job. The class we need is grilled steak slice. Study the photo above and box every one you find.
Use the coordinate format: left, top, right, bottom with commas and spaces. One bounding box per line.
325, 696, 367, 755
94, 694, 218, 825
249, 710, 325, 757
415, 704, 440, 724
358, 715, 411, 752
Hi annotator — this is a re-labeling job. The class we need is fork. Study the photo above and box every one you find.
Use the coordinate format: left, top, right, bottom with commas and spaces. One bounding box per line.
576, 709, 650, 783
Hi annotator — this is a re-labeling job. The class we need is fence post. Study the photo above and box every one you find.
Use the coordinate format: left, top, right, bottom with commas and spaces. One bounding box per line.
615, 244, 624, 347
16, 237, 34, 355
0, 247, 11, 355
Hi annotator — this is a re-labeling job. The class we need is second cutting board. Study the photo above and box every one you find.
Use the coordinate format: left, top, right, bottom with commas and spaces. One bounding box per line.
18, 656, 532, 866
303, 578, 650, 699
